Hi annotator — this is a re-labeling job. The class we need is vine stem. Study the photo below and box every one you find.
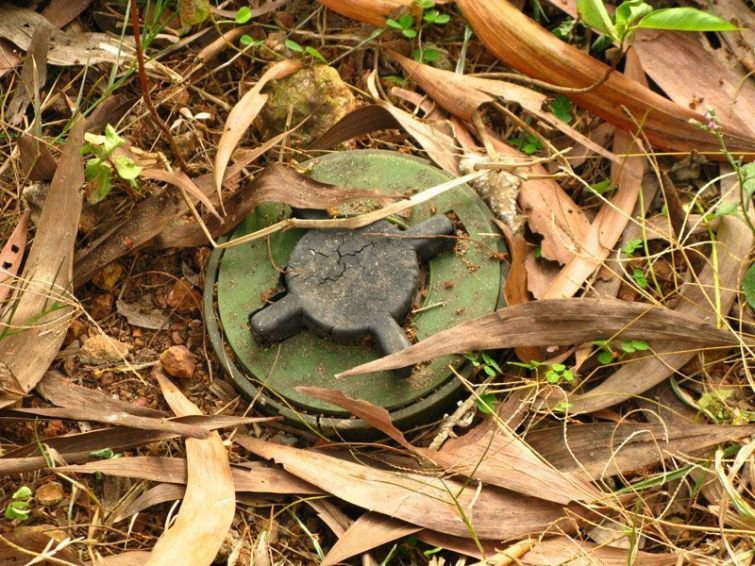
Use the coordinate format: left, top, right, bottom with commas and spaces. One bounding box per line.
128, 0, 190, 173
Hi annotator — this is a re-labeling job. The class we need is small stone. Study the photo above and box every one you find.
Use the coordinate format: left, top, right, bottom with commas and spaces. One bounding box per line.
79, 335, 132, 365
92, 262, 124, 291
159, 346, 196, 378
167, 280, 201, 314
258, 65, 357, 147
89, 293, 114, 320
35, 481, 64, 506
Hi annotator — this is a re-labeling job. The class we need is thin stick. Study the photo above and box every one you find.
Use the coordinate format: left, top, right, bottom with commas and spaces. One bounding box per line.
128, 0, 190, 173
217, 170, 487, 249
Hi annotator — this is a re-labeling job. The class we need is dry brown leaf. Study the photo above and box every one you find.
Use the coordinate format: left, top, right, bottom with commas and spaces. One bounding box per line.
391, 53, 617, 163
488, 135, 590, 264
108, 483, 186, 524
214, 59, 301, 204
565, 171, 753, 413
237, 435, 576, 540
93, 551, 153, 566
633, 30, 755, 138
153, 163, 388, 248
0, 210, 31, 306
141, 167, 222, 221
323, 513, 418, 566
1, 415, 263, 474
115, 298, 169, 330
0, 120, 83, 407
0, 531, 82, 565
527, 422, 755, 480
19, 133, 57, 181
39, 371, 166, 417
299, 386, 597, 504
0, 6, 133, 67
541, 51, 647, 299
318, 0, 411, 26
7, 24, 49, 126
338, 297, 743, 376
711, 0, 755, 74
59, 456, 320, 495
519, 536, 677, 565
454, 0, 755, 156
148, 373, 235, 565
2, 406, 210, 438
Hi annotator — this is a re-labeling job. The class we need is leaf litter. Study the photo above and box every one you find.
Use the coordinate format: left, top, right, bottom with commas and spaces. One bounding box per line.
0, 0, 754, 563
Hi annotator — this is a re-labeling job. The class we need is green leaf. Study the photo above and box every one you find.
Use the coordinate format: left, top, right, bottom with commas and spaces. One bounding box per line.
631, 339, 649, 351
562, 369, 575, 383
632, 268, 648, 289
577, 0, 617, 39
383, 74, 407, 86
622, 239, 644, 255
742, 163, 755, 196
597, 350, 614, 364
550, 95, 574, 123
103, 124, 125, 155
715, 201, 739, 218
413, 47, 440, 63
90, 447, 119, 459
86, 161, 113, 204
589, 179, 614, 194
742, 263, 755, 309
398, 14, 414, 29
4, 500, 30, 521
621, 340, 637, 353
552, 18, 577, 41
416, 0, 434, 9
637, 7, 737, 32
12, 486, 32, 500
178, 0, 210, 27
240, 34, 262, 47
113, 155, 143, 181
305, 46, 327, 63
476, 393, 498, 414
385, 18, 404, 30
285, 39, 304, 53
235, 6, 253, 24
551, 363, 566, 372
402, 28, 418, 38
614, 0, 653, 38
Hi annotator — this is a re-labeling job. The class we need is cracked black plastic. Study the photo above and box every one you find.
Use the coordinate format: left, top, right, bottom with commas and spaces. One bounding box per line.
249, 215, 455, 377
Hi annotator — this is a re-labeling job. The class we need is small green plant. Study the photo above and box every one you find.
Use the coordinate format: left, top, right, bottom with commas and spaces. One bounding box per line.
81, 125, 142, 204
743, 263, 755, 309
4, 486, 32, 521
577, 0, 737, 47
588, 179, 615, 195
387, 1, 451, 64
509, 359, 575, 385
235, 6, 253, 24
632, 267, 648, 289
464, 352, 502, 377
285, 39, 327, 63
593, 338, 649, 365
622, 238, 644, 255
90, 447, 121, 460
475, 393, 498, 414
544, 363, 574, 384
550, 96, 574, 124
386, 14, 418, 38
509, 132, 543, 155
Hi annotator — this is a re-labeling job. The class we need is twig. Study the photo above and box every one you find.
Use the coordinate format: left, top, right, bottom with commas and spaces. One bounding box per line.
128, 0, 190, 173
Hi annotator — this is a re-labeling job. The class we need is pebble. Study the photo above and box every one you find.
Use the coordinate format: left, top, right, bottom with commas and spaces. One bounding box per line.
159, 345, 196, 378
167, 280, 201, 314
79, 335, 132, 365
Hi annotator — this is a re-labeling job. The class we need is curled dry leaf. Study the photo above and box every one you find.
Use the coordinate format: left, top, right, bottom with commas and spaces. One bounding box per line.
564, 171, 753, 414
148, 373, 235, 566
214, 59, 302, 205
115, 298, 169, 330
338, 297, 743, 376
0, 120, 84, 408
542, 51, 647, 299
7, 24, 50, 127
236, 435, 576, 540
0, 5, 134, 67
318, 0, 411, 26
0, 210, 31, 306
454, 0, 755, 157
299, 386, 598, 505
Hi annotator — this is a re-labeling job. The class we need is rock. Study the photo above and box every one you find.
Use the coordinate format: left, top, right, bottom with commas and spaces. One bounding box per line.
91, 262, 124, 291
89, 293, 114, 320
79, 335, 132, 365
258, 65, 357, 146
159, 346, 196, 378
167, 280, 201, 314
35, 481, 64, 506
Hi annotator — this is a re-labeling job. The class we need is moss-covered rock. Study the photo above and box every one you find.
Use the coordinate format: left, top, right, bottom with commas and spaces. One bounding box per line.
258, 65, 357, 147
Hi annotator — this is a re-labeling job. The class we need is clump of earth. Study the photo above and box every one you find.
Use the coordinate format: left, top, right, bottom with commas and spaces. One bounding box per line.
258, 64, 357, 147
